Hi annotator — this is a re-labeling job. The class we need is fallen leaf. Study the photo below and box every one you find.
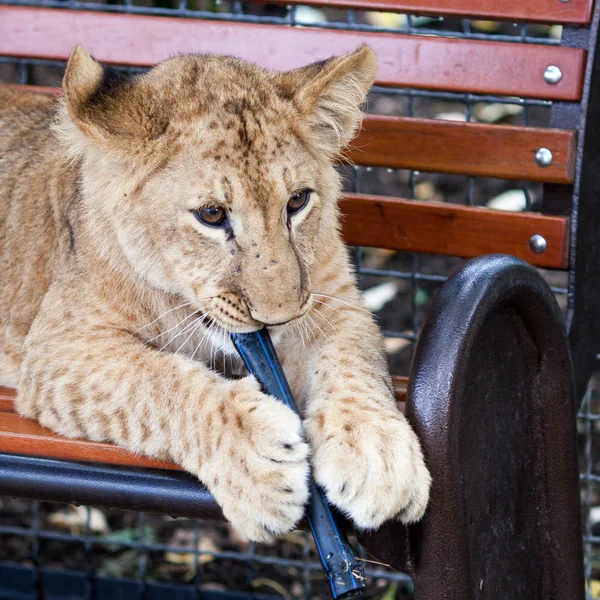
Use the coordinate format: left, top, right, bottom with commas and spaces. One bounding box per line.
434, 112, 467, 122
362, 282, 399, 312
384, 337, 412, 355
470, 20, 501, 32
253, 578, 293, 600
365, 12, 407, 28
487, 190, 527, 212
474, 103, 523, 124
47, 506, 108, 535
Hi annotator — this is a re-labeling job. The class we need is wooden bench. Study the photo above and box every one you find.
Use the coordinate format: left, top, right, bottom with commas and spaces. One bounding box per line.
1, 0, 598, 597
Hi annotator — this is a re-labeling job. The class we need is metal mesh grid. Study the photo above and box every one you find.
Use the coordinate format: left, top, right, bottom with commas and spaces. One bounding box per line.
0, 0, 586, 597
0, 0, 565, 43
579, 358, 600, 600
0, 500, 413, 598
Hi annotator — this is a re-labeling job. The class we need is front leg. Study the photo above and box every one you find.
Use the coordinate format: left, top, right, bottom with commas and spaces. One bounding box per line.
18, 305, 310, 542
289, 289, 431, 530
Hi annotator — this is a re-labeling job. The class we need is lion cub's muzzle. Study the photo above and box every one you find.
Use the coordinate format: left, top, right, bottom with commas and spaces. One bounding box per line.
244, 293, 312, 328
205, 292, 311, 333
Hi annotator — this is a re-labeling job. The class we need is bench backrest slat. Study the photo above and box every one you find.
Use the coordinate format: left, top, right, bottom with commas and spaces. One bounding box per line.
252, 0, 595, 25
340, 194, 570, 268
351, 117, 576, 184
0, 7, 586, 101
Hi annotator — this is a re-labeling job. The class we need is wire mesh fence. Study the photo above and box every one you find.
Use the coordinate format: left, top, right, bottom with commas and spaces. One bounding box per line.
0, 500, 415, 598
579, 357, 600, 600
0, 0, 592, 597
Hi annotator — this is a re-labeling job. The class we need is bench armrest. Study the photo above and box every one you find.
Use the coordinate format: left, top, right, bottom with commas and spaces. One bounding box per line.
362, 254, 584, 599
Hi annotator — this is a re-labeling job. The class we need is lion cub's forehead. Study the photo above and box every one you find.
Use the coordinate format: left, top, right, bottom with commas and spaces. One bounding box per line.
158, 106, 314, 213
171, 134, 311, 208
147, 57, 310, 170
151, 55, 294, 117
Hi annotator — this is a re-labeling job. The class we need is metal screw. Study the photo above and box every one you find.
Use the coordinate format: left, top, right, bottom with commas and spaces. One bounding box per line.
535, 148, 553, 167
544, 65, 562, 84
529, 234, 547, 254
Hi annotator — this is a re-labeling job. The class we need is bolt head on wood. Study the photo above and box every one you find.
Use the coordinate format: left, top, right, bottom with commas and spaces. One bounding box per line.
544, 65, 562, 85
535, 148, 553, 167
529, 234, 547, 254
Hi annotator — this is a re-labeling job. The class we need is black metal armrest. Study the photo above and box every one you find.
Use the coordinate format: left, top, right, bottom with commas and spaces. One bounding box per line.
0, 453, 221, 519
362, 254, 584, 599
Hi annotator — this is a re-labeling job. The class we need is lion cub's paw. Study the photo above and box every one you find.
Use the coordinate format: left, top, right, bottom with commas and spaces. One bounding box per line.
201, 385, 310, 543
306, 404, 431, 530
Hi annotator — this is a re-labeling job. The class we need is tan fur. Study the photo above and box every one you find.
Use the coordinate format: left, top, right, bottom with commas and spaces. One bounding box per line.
0, 45, 430, 542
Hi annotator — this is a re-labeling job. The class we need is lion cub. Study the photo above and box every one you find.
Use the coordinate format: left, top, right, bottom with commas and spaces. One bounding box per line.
0, 45, 430, 541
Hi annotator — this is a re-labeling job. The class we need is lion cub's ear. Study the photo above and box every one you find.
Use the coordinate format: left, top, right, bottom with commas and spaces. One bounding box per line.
63, 46, 106, 116
280, 45, 377, 155
59, 46, 168, 159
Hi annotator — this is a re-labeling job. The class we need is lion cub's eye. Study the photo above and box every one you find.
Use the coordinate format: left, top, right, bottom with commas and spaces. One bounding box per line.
194, 206, 227, 227
287, 190, 311, 215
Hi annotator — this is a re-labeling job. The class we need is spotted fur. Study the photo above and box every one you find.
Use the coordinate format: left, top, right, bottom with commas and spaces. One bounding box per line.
0, 45, 430, 542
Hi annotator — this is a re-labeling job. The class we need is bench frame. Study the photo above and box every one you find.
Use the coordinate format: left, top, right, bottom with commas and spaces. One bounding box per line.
362, 255, 584, 599
544, 5, 600, 402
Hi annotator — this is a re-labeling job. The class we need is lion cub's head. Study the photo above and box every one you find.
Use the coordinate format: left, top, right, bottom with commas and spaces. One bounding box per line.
57, 45, 376, 332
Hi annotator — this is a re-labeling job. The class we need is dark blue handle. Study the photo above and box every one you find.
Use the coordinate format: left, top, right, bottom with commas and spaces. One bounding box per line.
231, 329, 365, 599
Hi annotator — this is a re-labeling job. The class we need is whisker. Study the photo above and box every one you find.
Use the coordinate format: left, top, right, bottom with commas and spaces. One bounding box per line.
145, 311, 199, 345
133, 301, 195, 334
191, 312, 220, 371
185, 309, 218, 367
296, 320, 308, 361
288, 320, 303, 359
303, 314, 319, 348
187, 340, 203, 366
133, 296, 217, 334
159, 313, 209, 353
207, 319, 220, 372
307, 313, 332, 345
301, 317, 313, 351
311, 306, 337, 333
311, 297, 347, 318
311, 292, 371, 315
173, 316, 208, 357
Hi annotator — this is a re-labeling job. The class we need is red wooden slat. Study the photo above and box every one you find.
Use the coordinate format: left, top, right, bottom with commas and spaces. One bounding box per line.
4, 83, 59, 96
255, 0, 594, 24
0, 411, 182, 470
1, 84, 579, 184
0, 7, 586, 100
0, 387, 180, 469
349, 115, 577, 184
339, 194, 570, 268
